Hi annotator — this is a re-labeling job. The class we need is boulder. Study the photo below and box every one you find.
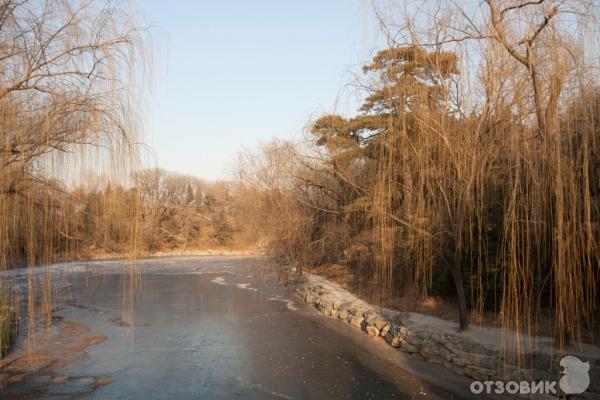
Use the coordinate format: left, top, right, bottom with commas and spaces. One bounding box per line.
431, 332, 448, 344
384, 333, 393, 344
366, 325, 380, 337
379, 323, 391, 337
419, 342, 441, 360
348, 305, 365, 316
392, 313, 410, 326
373, 317, 388, 330
398, 327, 409, 338
350, 315, 365, 328
400, 341, 418, 353
405, 336, 424, 346
439, 346, 452, 361
364, 311, 380, 325
445, 342, 471, 359
451, 356, 472, 367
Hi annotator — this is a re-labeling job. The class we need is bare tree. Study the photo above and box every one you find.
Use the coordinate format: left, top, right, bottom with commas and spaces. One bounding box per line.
0, 0, 149, 269
0, 0, 148, 196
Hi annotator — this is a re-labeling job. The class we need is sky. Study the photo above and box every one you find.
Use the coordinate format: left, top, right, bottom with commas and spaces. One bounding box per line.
140, 1, 379, 181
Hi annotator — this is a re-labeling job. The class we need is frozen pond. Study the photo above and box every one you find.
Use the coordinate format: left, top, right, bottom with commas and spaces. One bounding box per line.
0, 256, 462, 399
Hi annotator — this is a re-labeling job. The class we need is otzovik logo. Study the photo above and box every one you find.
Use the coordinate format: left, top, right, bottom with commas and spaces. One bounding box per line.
559, 356, 590, 395
469, 355, 590, 396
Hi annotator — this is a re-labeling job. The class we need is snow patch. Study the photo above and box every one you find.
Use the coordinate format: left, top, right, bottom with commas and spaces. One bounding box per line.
268, 296, 298, 311
211, 276, 258, 292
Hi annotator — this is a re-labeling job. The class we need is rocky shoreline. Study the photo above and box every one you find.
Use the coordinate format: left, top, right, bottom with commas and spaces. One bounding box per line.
288, 270, 599, 398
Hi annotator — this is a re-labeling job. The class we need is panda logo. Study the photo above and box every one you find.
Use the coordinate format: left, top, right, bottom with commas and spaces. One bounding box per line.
559, 356, 590, 395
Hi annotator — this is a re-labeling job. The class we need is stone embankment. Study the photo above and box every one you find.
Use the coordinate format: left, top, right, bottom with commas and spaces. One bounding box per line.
289, 271, 599, 397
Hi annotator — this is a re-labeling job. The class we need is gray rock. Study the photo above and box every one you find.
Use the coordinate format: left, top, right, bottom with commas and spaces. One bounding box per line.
366, 325, 380, 337
439, 346, 452, 361
385, 333, 402, 348
406, 336, 424, 346
420, 344, 441, 360
417, 331, 431, 340
387, 324, 400, 336
384, 333, 393, 344
392, 313, 410, 326
364, 311, 380, 325
445, 342, 470, 359
294, 280, 511, 384
348, 305, 364, 316
338, 310, 349, 321
400, 341, 418, 353
452, 356, 472, 367
459, 340, 488, 354
379, 323, 391, 337
399, 326, 409, 338
350, 315, 364, 328
374, 317, 388, 330
431, 332, 448, 344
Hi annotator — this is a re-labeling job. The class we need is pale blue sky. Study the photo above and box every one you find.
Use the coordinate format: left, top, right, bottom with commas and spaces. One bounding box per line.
140, 1, 379, 180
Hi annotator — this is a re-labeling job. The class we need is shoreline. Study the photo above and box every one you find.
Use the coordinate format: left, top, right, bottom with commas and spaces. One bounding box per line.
286, 268, 600, 397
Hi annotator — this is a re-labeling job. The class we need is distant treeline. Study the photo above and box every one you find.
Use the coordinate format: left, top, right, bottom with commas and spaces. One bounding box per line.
1, 168, 255, 267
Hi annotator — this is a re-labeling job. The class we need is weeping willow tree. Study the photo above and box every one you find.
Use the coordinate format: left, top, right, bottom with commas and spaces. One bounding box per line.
238, 0, 599, 364
0, 0, 149, 343
343, 0, 599, 348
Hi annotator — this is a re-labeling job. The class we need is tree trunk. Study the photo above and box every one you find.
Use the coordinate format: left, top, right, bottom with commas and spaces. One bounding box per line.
452, 222, 469, 330
451, 253, 469, 330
